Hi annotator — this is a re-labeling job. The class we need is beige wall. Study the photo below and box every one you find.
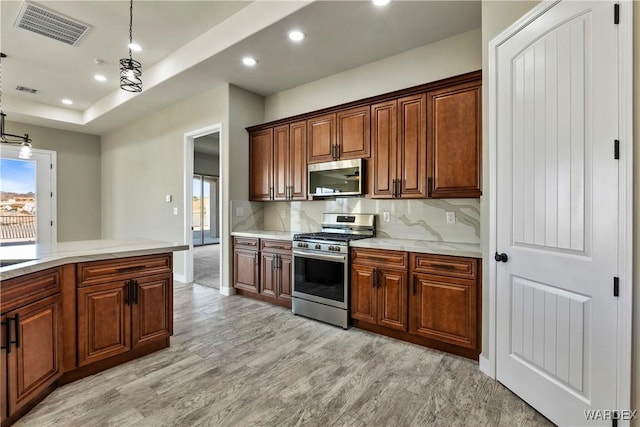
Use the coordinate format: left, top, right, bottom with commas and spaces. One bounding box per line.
264, 28, 482, 121
6, 120, 101, 242
101, 84, 230, 276
194, 153, 219, 176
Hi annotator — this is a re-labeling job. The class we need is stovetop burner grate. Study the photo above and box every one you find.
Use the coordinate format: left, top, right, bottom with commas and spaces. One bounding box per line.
293, 232, 372, 242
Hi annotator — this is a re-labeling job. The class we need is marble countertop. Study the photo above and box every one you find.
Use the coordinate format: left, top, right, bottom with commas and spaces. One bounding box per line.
231, 230, 296, 241
0, 239, 189, 281
349, 238, 482, 258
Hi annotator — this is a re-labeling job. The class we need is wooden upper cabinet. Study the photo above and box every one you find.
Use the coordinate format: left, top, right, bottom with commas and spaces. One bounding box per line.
370, 94, 426, 199
336, 106, 370, 160
273, 125, 289, 201
249, 128, 274, 201
397, 93, 427, 198
427, 81, 482, 198
307, 113, 336, 164
288, 121, 307, 201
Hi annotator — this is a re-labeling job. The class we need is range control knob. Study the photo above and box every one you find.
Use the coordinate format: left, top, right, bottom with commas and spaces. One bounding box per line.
328, 245, 335, 251
315, 244, 321, 250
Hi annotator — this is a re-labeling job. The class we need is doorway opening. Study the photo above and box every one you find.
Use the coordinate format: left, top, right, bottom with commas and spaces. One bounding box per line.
191, 133, 220, 289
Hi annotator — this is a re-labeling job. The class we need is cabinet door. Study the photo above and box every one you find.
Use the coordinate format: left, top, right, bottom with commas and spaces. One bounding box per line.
233, 249, 259, 293
307, 113, 336, 164
277, 254, 293, 301
249, 128, 274, 201
289, 121, 307, 200
427, 82, 482, 198
77, 281, 131, 366
132, 274, 172, 349
6, 294, 62, 417
377, 268, 407, 331
337, 106, 370, 160
350, 264, 376, 325
397, 94, 427, 198
260, 252, 277, 298
409, 274, 477, 349
369, 100, 397, 198
273, 125, 289, 201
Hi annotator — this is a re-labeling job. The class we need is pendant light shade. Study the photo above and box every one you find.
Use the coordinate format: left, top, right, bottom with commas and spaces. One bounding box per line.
119, 0, 142, 92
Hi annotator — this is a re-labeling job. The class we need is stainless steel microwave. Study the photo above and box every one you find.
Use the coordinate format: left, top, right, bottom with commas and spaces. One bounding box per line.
308, 158, 364, 198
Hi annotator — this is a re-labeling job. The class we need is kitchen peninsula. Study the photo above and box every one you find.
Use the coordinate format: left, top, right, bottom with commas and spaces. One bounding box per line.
0, 239, 187, 427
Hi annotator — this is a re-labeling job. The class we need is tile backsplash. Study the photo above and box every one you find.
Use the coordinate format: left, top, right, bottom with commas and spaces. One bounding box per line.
233, 197, 480, 244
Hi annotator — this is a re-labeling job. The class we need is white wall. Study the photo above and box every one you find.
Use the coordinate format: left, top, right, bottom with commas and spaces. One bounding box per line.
480, 0, 539, 367
194, 153, 219, 176
264, 28, 482, 121
6, 121, 102, 242
101, 84, 229, 276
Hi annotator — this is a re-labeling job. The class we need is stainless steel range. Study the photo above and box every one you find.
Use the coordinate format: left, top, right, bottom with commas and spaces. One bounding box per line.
292, 213, 375, 329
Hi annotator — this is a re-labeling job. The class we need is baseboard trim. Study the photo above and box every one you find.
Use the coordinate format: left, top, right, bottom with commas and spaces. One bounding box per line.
174, 273, 187, 283
479, 354, 494, 378
219, 286, 236, 296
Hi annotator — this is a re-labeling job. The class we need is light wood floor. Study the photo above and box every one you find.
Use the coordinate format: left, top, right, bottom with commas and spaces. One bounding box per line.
16, 282, 553, 427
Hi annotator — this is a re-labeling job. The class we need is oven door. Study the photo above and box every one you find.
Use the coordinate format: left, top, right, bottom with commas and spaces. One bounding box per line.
292, 249, 348, 310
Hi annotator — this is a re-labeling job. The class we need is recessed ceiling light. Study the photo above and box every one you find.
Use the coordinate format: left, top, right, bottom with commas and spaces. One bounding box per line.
372, 0, 391, 6
94, 74, 107, 82
242, 57, 258, 66
128, 42, 142, 52
61, 99, 73, 105
288, 30, 305, 42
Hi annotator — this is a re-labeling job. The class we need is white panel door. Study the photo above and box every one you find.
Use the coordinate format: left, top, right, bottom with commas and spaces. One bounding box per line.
495, 2, 619, 426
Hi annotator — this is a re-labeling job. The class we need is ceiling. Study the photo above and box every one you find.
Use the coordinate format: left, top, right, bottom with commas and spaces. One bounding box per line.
0, 0, 481, 136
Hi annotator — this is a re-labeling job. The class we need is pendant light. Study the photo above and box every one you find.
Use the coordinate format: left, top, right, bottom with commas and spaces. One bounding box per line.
119, 0, 142, 92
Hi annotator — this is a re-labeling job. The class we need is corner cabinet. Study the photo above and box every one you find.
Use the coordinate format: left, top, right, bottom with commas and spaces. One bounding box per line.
427, 80, 482, 198
1, 268, 63, 425
249, 128, 274, 201
76, 254, 173, 367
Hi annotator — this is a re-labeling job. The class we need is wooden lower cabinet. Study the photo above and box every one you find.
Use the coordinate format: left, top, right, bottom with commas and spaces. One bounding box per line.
351, 248, 481, 359
234, 237, 292, 308
351, 249, 408, 332
1, 267, 63, 426
77, 273, 172, 367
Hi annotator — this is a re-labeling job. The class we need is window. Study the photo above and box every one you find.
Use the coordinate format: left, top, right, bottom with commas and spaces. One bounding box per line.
0, 147, 56, 245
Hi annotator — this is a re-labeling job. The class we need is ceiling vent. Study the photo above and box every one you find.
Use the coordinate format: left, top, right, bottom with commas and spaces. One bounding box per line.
14, 2, 91, 46
16, 85, 38, 94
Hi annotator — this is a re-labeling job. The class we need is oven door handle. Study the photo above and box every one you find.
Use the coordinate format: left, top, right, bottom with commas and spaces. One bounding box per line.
292, 250, 347, 263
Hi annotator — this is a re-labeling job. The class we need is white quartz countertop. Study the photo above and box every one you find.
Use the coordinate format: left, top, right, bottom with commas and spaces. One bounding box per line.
231, 230, 296, 241
0, 239, 189, 280
349, 238, 482, 258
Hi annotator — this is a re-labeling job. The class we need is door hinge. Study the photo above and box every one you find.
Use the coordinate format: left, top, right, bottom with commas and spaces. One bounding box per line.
613, 277, 619, 297
614, 140, 620, 159
614, 3, 619, 24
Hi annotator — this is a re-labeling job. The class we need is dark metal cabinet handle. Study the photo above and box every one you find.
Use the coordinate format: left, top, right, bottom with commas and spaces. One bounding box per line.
392, 179, 397, 198
254, 253, 259, 266
13, 314, 20, 349
494, 252, 508, 262
427, 177, 433, 197
396, 179, 402, 198
269, 187, 274, 200
133, 280, 139, 304
413, 276, 418, 295
2, 317, 11, 353
376, 268, 382, 288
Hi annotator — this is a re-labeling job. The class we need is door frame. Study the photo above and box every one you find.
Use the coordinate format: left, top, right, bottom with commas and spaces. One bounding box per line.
484, 0, 633, 413
182, 123, 222, 284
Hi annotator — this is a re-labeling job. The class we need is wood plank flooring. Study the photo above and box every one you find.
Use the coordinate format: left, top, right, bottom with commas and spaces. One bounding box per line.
15, 282, 553, 427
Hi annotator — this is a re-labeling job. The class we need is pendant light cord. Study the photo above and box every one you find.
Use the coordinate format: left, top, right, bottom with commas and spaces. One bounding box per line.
128, 0, 133, 59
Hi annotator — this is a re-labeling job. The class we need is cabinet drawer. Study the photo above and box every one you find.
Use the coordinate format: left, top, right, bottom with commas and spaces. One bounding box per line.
1, 267, 61, 313
233, 237, 259, 248
411, 253, 477, 280
260, 239, 292, 252
77, 254, 172, 287
351, 248, 407, 269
